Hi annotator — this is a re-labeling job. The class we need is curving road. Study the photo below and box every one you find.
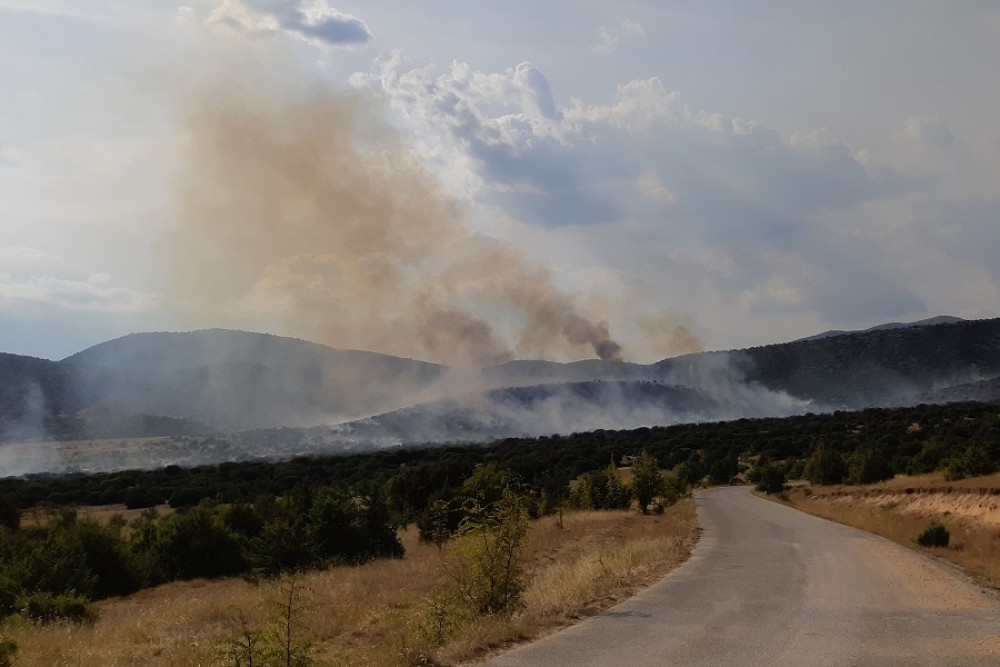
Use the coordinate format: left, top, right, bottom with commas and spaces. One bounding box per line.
488, 486, 1000, 666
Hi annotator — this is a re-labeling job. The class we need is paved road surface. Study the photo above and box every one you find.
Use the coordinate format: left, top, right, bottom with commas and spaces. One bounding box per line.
488, 486, 999, 666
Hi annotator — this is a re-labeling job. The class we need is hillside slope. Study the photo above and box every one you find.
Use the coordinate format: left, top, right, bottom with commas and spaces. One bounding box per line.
2, 318, 1000, 450
61, 329, 449, 431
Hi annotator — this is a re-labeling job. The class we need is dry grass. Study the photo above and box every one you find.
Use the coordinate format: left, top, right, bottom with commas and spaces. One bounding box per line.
2, 502, 698, 667
774, 474, 1000, 587
20, 504, 175, 529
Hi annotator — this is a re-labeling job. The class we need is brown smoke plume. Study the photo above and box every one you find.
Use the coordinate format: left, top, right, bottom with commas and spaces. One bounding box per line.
168, 58, 693, 366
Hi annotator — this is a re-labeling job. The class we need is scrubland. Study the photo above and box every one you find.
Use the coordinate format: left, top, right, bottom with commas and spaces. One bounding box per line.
3, 502, 697, 666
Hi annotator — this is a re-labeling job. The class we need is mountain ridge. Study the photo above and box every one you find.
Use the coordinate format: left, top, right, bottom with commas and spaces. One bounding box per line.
2, 318, 999, 465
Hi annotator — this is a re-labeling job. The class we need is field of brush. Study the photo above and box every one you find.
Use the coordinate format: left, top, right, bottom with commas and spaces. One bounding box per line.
776, 472, 1000, 586
3, 502, 698, 667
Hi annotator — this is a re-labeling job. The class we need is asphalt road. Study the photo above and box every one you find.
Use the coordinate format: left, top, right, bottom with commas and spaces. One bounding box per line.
488, 486, 1000, 666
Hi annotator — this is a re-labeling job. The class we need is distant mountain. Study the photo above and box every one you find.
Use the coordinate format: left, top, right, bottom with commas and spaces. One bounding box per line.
61, 329, 449, 432
0, 352, 80, 441
2, 318, 1000, 467
735, 317, 1000, 407
793, 316, 965, 343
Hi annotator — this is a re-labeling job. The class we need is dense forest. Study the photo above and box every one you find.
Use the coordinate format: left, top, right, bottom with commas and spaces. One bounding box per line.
2, 400, 997, 513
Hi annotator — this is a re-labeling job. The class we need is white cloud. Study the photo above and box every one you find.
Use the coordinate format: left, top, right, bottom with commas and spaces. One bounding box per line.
592, 18, 645, 55
208, 0, 372, 48
0, 247, 158, 314
352, 55, 953, 332
0, 276, 156, 313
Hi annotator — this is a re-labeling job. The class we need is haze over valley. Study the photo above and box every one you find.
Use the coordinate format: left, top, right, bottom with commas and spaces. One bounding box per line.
2, 316, 999, 474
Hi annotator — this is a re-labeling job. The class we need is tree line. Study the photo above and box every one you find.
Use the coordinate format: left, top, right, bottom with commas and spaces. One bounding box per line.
2, 401, 997, 515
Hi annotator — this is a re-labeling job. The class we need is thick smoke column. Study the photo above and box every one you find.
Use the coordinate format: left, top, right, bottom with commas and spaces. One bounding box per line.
169, 59, 690, 365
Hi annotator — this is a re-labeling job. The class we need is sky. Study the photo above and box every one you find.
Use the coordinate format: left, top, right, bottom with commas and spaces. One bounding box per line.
2, 1, 999, 364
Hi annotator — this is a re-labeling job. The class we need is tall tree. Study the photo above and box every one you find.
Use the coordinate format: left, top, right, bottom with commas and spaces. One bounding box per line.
631, 450, 665, 514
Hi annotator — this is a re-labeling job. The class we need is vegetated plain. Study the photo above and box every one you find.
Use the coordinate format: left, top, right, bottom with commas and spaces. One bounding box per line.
1, 503, 697, 667
1, 388, 998, 664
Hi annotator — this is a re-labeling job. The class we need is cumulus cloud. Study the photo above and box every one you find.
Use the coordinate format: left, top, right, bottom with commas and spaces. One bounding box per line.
208, 0, 372, 47
0, 247, 157, 314
357, 61, 885, 231
352, 57, 939, 331
593, 18, 645, 55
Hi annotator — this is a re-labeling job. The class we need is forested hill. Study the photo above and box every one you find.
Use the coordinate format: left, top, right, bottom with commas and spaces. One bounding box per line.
734, 317, 1000, 407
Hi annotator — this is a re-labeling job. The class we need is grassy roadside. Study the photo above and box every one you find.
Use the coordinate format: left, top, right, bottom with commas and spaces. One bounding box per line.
2, 501, 698, 666
759, 473, 1000, 588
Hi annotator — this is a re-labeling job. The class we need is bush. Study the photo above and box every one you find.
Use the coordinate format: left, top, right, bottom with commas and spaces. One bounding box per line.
754, 463, 787, 494
449, 493, 528, 616
803, 444, 848, 485
0, 638, 16, 667
18, 591, 95, 623
156, 505, 247, 579
945, 445, 996, 481
848, 448, 894, 485
915, 521, 950, 548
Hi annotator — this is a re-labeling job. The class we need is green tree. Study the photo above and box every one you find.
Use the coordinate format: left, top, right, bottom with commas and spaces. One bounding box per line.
707, 454, 739, 485
602, 461, 631, 510
945, 444, 996, 481
848, 447, 894, 485
632, 450, 665, 515
156, 504, 247, 579
754, 462, 787, 494
803, 443, 848, 485
449, 493, 528, 615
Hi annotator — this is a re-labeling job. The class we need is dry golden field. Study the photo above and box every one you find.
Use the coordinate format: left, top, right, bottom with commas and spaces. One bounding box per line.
2, 501, 698, 667
775, 473, 1000, 587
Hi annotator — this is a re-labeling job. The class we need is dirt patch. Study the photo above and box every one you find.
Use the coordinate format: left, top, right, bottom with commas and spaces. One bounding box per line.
821, 487, 1000, 526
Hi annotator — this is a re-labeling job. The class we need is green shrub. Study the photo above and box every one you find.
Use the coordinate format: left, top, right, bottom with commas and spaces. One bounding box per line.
754, 462, 787, 494
0, 638, 16, 667
18, 591, 95, 623
450, 493, 528, 616
915, 521, 950, 548
156, 505, 247, 579
803, 444, 848, 485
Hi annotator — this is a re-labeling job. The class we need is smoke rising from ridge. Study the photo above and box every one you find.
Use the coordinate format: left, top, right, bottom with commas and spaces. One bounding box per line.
168, 52, 697, 366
